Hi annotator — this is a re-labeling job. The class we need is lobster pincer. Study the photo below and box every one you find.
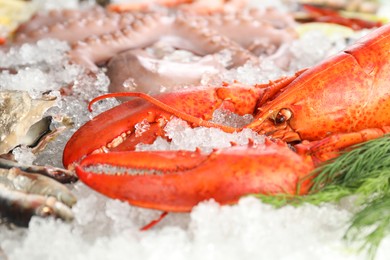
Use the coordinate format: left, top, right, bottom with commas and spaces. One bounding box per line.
64, 24, 390, 213
74, 139, 314, 212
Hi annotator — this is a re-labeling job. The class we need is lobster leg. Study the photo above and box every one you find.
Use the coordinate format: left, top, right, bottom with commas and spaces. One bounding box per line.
296, 127, 390, 163
74, 139, 314, 212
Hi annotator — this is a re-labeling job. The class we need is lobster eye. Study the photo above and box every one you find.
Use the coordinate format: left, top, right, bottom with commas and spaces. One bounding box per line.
274, 108, 292, 125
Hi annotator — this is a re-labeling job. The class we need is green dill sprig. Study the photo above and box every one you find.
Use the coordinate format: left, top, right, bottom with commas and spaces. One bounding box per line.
310, 135, 390, 193
345, 193, 390, 258
255, 135, 390, 258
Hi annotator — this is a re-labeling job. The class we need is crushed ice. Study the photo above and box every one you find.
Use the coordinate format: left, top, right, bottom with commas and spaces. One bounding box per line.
1, 0, 390, 259
136, 117, 263, 153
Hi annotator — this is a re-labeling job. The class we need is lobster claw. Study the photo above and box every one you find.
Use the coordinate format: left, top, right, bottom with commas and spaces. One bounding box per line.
75, 139, 314, 212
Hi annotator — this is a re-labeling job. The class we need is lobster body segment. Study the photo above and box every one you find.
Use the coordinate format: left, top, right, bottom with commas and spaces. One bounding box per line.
63, 24, 390, 213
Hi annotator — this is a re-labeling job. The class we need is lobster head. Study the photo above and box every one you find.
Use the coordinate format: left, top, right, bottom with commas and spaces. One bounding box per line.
248, 60, 374, 143
246, 66, 338, 143
247, 24, 390, 143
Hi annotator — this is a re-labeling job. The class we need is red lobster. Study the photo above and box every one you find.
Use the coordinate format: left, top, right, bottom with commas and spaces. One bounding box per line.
63, 24, 390, 212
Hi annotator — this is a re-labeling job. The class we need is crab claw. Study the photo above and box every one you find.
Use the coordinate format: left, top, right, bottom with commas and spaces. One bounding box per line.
75, 139, 314, 212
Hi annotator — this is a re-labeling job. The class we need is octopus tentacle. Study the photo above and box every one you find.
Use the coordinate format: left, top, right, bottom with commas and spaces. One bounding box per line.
14, 10, 137, 44
200, 8, 297, 53
12, 5, 297, 95
69, 13, 257, 70
172, 14, 257, 65
108, 0, 247, 14
14, 7, 106, 40
14, 6, 296, 70
68, 13, 170, 69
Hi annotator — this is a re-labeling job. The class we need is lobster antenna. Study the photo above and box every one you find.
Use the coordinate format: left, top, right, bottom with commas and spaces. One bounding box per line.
88, 92, 241, 133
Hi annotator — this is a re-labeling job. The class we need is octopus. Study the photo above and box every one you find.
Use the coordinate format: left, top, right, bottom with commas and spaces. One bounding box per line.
12, 4, 297, 95
106, 0, 249, 14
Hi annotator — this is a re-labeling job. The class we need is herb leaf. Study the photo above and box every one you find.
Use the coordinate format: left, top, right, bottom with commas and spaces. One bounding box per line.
255, 135, 390, 258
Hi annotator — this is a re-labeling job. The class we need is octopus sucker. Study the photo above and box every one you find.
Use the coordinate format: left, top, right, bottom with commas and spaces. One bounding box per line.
67, 12, 256, 70
14, 10, 134, 44
14, 6, 107, 40
12, 5, 297, 94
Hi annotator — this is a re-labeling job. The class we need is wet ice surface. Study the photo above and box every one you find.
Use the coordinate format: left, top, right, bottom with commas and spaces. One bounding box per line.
1, 1, 390, 260
136, 117, 263, 153
0, 192, 376, 260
